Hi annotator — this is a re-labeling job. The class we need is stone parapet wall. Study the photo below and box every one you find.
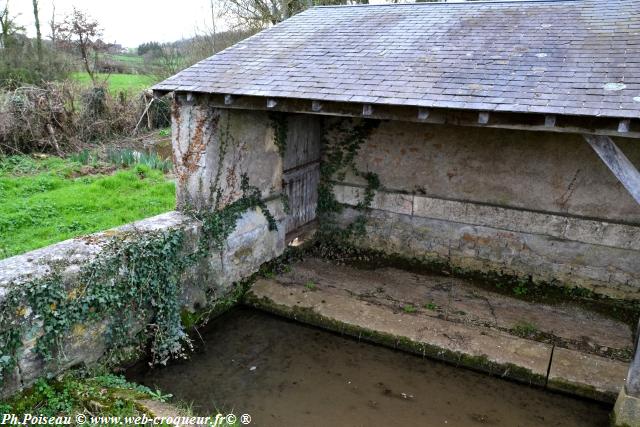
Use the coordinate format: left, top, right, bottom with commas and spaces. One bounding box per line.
0, 206, 285, 396
334, 184, 640, 300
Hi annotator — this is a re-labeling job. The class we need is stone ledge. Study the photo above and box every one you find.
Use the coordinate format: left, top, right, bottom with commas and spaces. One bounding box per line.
246, 263, 630, 403
0, 211, 188, 289
246, 279, 552, 387
332, 183, 640, 251
547, 347, 627, 403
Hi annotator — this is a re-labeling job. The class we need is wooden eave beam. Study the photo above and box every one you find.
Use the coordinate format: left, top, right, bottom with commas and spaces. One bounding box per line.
175, 92, 640, 139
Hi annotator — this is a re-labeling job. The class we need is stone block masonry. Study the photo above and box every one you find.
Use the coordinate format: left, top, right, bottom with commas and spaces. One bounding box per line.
0, 207, 285, 397
334, 192, 640, 300
326, 119, 640, 300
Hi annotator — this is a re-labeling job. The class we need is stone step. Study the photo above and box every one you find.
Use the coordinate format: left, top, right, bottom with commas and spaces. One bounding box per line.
244, 258, 630, 403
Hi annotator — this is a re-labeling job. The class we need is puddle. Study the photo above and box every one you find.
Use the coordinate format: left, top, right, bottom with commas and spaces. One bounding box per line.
128, 307, 610, 427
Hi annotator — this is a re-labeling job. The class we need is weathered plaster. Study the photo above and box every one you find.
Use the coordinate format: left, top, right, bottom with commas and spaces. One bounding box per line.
341, 120, 640, 224
172, 95, 282, 210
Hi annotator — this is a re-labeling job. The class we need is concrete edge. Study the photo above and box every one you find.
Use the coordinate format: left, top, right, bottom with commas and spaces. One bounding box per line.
243, 290, 548, 388
547, 347, 626, 404
245, 280, 627, 404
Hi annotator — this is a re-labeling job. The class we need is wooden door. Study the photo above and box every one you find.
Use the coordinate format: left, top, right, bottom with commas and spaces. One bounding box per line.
282, 115, 322, 235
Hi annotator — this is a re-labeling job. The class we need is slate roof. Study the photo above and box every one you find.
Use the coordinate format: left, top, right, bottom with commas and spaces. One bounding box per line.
154, 0, 640, 119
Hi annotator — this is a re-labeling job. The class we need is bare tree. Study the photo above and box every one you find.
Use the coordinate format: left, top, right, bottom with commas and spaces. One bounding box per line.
0, 0, 24, 49
32, 0, 42, 63
210, 0, 217, 52
48, 1, 56, 43
158, 44, 184, 77
54, 7, 103, 84
219, 0, 367, 30
0, 4, 7, 49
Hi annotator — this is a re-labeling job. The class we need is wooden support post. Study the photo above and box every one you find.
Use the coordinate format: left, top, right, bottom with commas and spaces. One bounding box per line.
478, 112, 490, 124
584, 134, 640, 205
363, 104, 373, 116
224, 95, 234, 105
619, 119, 631, 133
266, 98, 278, 109
311, 100, 322, 112
545, 115, 556, 128
418, 108, 430, 120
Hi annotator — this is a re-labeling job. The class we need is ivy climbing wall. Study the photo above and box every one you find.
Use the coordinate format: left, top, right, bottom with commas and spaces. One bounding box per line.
0, 206, 285, 397
0, 94, 294, 397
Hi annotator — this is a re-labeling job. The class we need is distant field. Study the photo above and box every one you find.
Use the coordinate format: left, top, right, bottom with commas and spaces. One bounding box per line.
70, 72, 158, 93
0, 155, 175, 259
109, 54, 144, 64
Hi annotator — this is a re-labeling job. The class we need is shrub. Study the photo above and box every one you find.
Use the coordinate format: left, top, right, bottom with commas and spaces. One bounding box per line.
0, 82, 168, 155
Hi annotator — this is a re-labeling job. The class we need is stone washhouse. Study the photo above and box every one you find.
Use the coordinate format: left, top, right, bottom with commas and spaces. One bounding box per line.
153, 0, 640, 422
1, 0, 640, 423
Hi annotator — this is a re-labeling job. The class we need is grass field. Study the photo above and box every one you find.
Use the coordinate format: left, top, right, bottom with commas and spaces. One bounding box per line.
109, 54, 145, 64
0, 155, 175, 259
70, 72, 158, 93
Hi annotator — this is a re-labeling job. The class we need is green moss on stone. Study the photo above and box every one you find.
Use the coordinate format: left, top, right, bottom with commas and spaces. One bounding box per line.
547, 377, 615, 404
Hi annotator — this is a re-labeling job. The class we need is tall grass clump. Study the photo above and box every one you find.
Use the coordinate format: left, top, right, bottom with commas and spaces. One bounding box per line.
106, 148, 172, 173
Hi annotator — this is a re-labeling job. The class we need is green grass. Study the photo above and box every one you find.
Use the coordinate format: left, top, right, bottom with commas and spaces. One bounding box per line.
106, 148, 172, 173
0, 371, 241, 427
0, 155, 175, 259
402, 304, 417, 313
0, 372, 173, 426
510, 321, 539, 338
423, 301, 439, 310
70, 72, 158, 93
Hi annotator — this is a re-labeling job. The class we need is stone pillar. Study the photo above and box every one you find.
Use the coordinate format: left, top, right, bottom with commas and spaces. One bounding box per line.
171, 93, 283, 211
613, 319, 640, 426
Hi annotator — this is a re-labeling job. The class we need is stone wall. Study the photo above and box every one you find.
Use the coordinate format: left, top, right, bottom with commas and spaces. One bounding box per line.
0, 98, 294, 396
172, 95, 282, 210
0, 206, 285, 397
343, 120, 640, 223
328, 118, 640, 299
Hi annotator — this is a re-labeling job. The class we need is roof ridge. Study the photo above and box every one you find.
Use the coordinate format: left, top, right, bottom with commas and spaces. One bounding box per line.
314, 0, 583, 9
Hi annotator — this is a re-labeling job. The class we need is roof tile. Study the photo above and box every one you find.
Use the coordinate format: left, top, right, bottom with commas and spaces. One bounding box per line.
155, 0, 640, 119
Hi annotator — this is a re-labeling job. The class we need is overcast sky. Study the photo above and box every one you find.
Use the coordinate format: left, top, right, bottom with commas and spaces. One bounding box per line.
9, 0, 470, 48
9, 0, 223, 48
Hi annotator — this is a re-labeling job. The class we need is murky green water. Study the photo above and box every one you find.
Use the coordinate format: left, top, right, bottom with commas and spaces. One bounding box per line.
128, 307, 611, 427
